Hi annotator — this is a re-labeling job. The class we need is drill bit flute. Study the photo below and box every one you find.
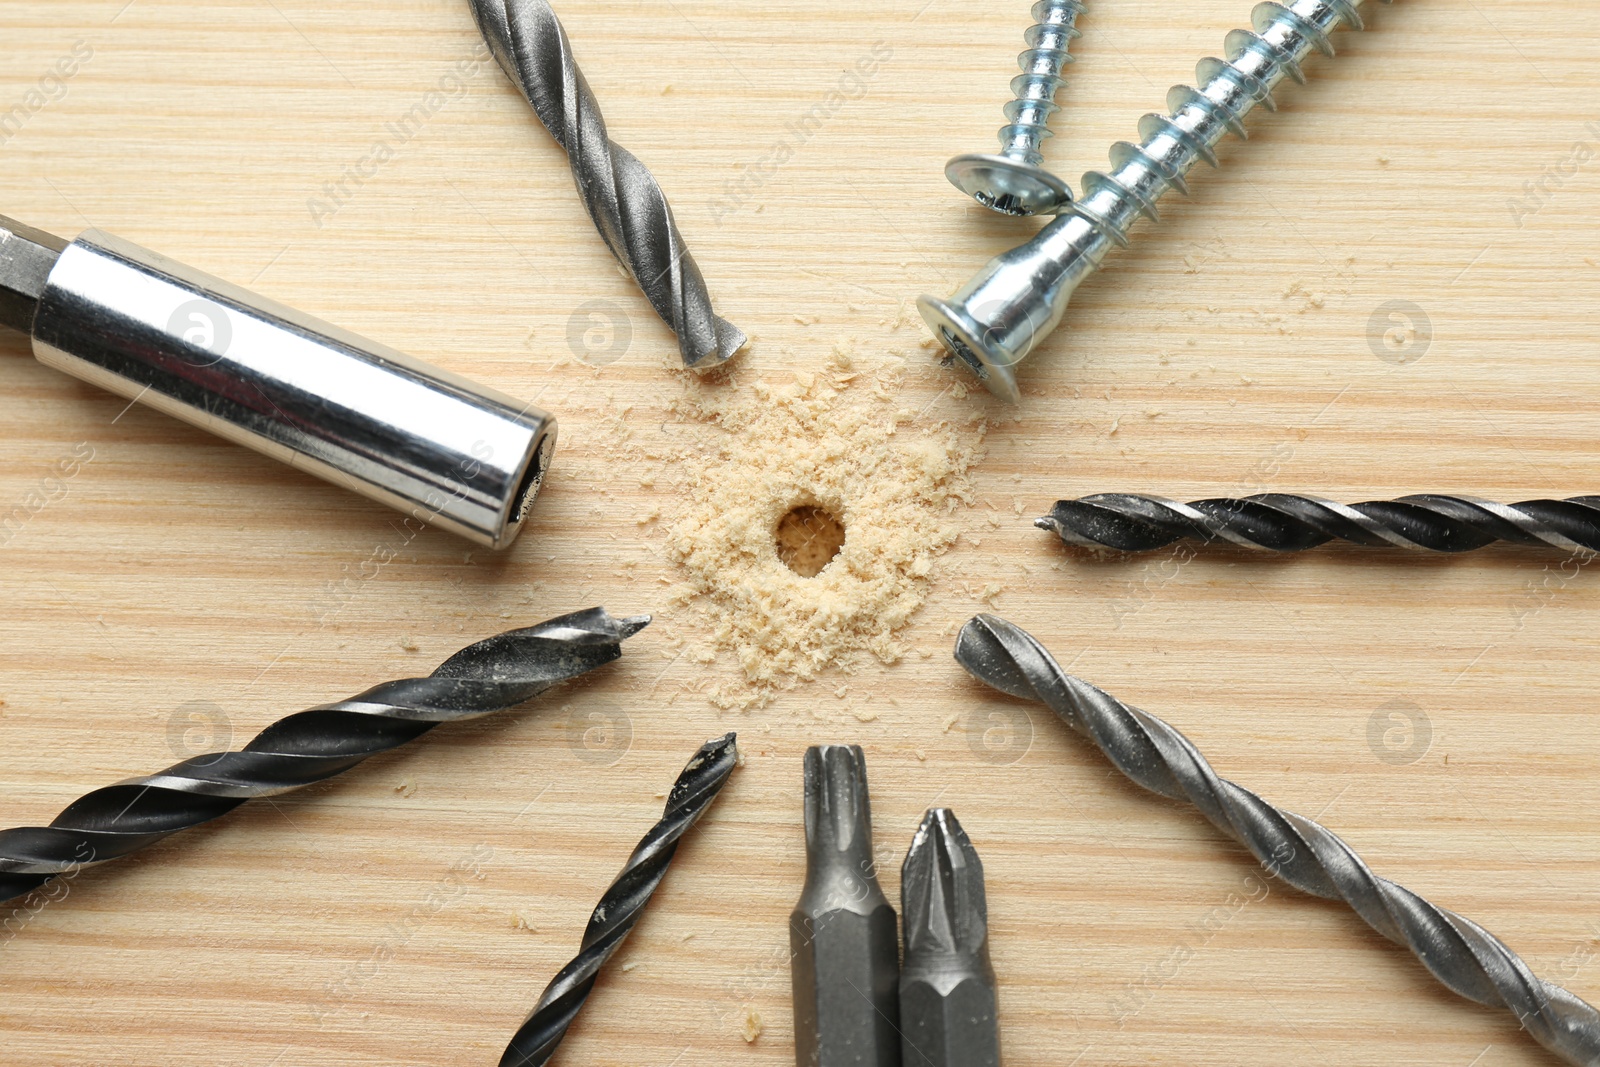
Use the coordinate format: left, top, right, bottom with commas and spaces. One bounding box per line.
0, 608, 647, 907
955, 614, 1600, 1067
1041, 493, 1600, 553
500, 733, 739, 1067
470, 0, 746, 370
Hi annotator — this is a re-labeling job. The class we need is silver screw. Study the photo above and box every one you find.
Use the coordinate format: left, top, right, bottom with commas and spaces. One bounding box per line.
922, 0, 1391, 402
946, 0, 1084, 218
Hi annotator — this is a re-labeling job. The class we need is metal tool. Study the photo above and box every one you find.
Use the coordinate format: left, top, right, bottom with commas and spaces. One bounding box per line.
954, 613, 1600, 1066
946, 0, 1083, 217
1040, 493, 1600, 553
501, 732, 739, 1067
920, 0, 1390, 402
791, 744, 901, 1067
899, 808, 1000, 1067
0, 607, 647, 907
0, 216, 556, 548
469, 0, 746, 371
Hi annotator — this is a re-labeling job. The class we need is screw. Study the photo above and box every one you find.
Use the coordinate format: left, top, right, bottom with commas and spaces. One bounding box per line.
946, 0, 1083, 217
921, 0, 1391, 402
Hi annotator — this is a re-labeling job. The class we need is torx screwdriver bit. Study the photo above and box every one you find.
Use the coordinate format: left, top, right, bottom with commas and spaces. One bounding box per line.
899, 809, 1000, 1067
469, 0, 746, 370
501, 733, 739, 1067
0, 607, 648, 907
1040, 493, 1600, 553
954, 613, 1600, 1067
791, 745, 901, 1067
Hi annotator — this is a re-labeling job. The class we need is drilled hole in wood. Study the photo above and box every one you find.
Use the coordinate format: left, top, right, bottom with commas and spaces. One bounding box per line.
776, 505, 846, 578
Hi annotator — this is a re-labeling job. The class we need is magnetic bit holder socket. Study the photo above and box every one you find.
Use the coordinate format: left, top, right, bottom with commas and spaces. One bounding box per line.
0, 215, 554, 549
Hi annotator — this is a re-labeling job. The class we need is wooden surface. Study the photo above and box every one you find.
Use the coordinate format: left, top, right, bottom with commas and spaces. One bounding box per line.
4, 1, 1600, 1064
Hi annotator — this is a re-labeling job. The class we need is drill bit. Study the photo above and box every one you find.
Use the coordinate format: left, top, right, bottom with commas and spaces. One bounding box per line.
500, 732, 739, 1066
1039, 493, 1600, 554
469, 0, 747, 370
0, 607, 648, 907
954, 613, 1600, 1067
791, 744, 901, 1067
899, 809, 1000, 1067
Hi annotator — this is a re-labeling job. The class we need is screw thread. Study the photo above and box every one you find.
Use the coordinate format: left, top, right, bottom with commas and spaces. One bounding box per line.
997, 0, 1085, 166
1069, 0, 1380, 248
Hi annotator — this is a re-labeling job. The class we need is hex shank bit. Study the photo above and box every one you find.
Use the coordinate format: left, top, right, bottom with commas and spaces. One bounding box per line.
899, 809, 1000, 1067
469, 0, 746, 370
500, 732, 739, 1066
954, 613, 1600, 1067
0, 607, 648, 907
791, 745, 901, 1067
1040, 493, 1600, 553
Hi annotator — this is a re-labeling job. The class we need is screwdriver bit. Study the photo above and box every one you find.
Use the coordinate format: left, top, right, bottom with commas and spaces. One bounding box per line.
0, 607, 648, 907
791, 745, 901, 1067
1040, 493, 1600, 553
955, 613, 1600, 1067
469, 0, 746, 370
899, 809, 1000, 1067
501, 733, 739, 1066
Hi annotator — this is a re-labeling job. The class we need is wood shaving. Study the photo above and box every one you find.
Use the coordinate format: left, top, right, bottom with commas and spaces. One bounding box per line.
665, 352, 982, 707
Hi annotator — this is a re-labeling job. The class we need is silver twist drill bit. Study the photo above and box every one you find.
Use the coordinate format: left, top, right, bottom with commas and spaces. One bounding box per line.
791, 744, 902, 1067
899, 809, 1000, 1067
500, 732, 739, 1067
946, 0, 1084, 217
954, 613, 1600, 1067
1040, 493, 1600, 554
0, 608, 648, 907
469, 0, 747, 370
921, 0, 1390, 402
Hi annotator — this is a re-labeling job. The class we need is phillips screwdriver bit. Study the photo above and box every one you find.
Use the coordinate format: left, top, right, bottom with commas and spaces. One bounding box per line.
0, 214, 555, 548
791, 745, 901, 1067
955, 613, 1600, 1067
501, 733, 739, 1067
1040, 493, 1600, 553
0, 607, 648, 907
899, 809, 1000, 1067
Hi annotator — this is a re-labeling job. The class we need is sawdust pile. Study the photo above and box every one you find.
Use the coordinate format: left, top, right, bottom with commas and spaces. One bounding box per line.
665, 347, 984, 707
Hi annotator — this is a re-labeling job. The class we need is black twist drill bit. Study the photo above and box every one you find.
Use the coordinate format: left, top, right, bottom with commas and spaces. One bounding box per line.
1039, 493, 1600, 554
0, 607, 649, 907
791, 744, 901, 1067
954, 613, 1600, 1067
469, 0, 747, 370
501, 732, 739, 1067
899, 808, 1000, 1067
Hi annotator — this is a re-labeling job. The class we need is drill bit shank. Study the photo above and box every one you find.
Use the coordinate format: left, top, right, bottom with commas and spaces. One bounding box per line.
470, 0, 746, 370
1040, 493, 1600, 553
791, 744, 901, 1067
500, 733, 739, 1067
0, 608, 648, 907
955, 613, 1600, 1067
899, 808, 1000, 1067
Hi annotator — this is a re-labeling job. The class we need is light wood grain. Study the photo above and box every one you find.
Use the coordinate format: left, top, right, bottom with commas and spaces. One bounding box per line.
3, 1, 1600, 1064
